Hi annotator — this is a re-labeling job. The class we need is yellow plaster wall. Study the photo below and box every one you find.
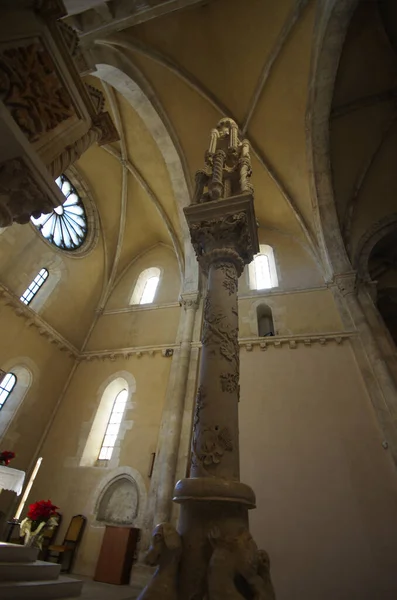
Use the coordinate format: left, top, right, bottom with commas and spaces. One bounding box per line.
24, 354, 171, 576
240, 342, 397, 600
0, 216, 105, 350
86, 244, 181, 350
0, 303, 74, 520
238, 288, 343, 338
108, 244, 181, 309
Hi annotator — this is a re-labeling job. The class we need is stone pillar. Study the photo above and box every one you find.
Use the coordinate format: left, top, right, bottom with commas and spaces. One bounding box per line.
138, 119, 275, 600
152, 293, 199, 526
191, 257, 241, 480
335, 272, 397, 463
174, 197, 260, 598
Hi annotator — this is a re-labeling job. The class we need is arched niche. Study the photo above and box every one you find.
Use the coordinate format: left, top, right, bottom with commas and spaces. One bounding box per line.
96, 474, 139, 526
86, 466, 147, 529
257, 304, 275, 337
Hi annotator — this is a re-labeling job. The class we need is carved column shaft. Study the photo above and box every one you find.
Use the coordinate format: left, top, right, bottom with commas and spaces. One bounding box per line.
209, 150, 226, 200
191, 258, 240, 480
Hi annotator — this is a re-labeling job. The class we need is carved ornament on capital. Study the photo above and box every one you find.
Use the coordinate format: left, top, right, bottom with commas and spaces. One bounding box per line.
334, 272, 358, 297
180, 292, 200, 311
184, 194, 259, 278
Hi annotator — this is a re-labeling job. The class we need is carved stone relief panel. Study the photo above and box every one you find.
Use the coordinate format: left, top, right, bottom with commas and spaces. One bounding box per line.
96, 476, 139, 525
0, 40, 75, 143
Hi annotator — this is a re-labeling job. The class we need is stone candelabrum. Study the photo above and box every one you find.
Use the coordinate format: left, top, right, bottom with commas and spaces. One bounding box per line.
138, 119, 275, 600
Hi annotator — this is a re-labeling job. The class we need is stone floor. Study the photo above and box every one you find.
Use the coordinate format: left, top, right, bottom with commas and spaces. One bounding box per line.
67, 576, 142, 599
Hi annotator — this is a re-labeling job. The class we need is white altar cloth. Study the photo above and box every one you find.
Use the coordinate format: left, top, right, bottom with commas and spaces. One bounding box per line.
0, 465, 25, 496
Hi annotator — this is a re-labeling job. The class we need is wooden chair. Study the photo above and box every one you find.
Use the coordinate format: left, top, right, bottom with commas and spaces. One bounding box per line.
48, 514, 86, 573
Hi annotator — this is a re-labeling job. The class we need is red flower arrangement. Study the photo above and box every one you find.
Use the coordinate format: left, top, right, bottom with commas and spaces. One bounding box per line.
27, 500, 59, 523
21, 500, 60, 548
0, 450, 15, 466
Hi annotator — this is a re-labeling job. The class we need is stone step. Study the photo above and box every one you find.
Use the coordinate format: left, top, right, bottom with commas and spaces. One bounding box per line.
0, 543, 38, 563
0, 576, 83, 599
0, 560, 61, 581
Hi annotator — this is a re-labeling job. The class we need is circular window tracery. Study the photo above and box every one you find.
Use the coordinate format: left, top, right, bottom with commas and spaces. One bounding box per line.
31, 174, 88, 251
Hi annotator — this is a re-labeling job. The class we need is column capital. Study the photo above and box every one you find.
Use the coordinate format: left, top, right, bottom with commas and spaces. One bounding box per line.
333, 271, 358, 297
184, 193, 259, 275
180, 292, 200, 310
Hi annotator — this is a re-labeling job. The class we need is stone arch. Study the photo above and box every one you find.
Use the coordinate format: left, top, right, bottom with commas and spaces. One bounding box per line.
306, 0, 359, 280
354, 214, 397, 280
86, 43, 199, 293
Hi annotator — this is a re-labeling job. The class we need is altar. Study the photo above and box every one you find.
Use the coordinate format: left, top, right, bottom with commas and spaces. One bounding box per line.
0, 465, 25, 496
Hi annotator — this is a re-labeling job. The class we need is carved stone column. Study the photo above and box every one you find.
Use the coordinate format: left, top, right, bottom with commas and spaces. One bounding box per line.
139, 119, 275, 600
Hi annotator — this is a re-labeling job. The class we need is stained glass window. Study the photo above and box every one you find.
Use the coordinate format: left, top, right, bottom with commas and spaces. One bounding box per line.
0, 372, 17, 411
31, 174, 87, 250
98, 389, 128, 460
20, 268, 48, 305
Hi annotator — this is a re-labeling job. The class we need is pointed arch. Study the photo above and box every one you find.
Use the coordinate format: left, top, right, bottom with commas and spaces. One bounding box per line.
87, 43, 199, 293
306, 0, 359, 279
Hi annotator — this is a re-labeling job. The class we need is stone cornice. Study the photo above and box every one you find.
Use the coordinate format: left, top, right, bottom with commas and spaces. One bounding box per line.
80, 343, 177, 361
238, 331, 356, 350
0, 283, 357, 360
0, 283, 78, 357
103, 301, 180, 315
238, 285, 328, 300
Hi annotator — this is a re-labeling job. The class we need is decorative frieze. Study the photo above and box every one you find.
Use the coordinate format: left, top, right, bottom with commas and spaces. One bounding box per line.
0, 41, 75, 143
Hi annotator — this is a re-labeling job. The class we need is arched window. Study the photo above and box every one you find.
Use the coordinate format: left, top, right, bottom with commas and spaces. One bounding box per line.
130, 267, 161, 305
248, 245, 278, 290
31, 174, 87, 251
20, 268, 48, 306
257, 304, 275, 337
0, 365, 32, 439
0, 372, 17, 411
80, 375, 135, 468
98, 389, 128, 460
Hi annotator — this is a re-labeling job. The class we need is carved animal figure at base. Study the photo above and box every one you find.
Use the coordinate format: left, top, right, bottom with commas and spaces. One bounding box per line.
207, 527, 275, 600
137, 522, 182, 600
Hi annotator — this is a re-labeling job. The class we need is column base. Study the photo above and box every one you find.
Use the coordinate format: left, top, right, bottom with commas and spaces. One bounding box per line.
136, 477, 276, 600
173, 476, 256, 508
